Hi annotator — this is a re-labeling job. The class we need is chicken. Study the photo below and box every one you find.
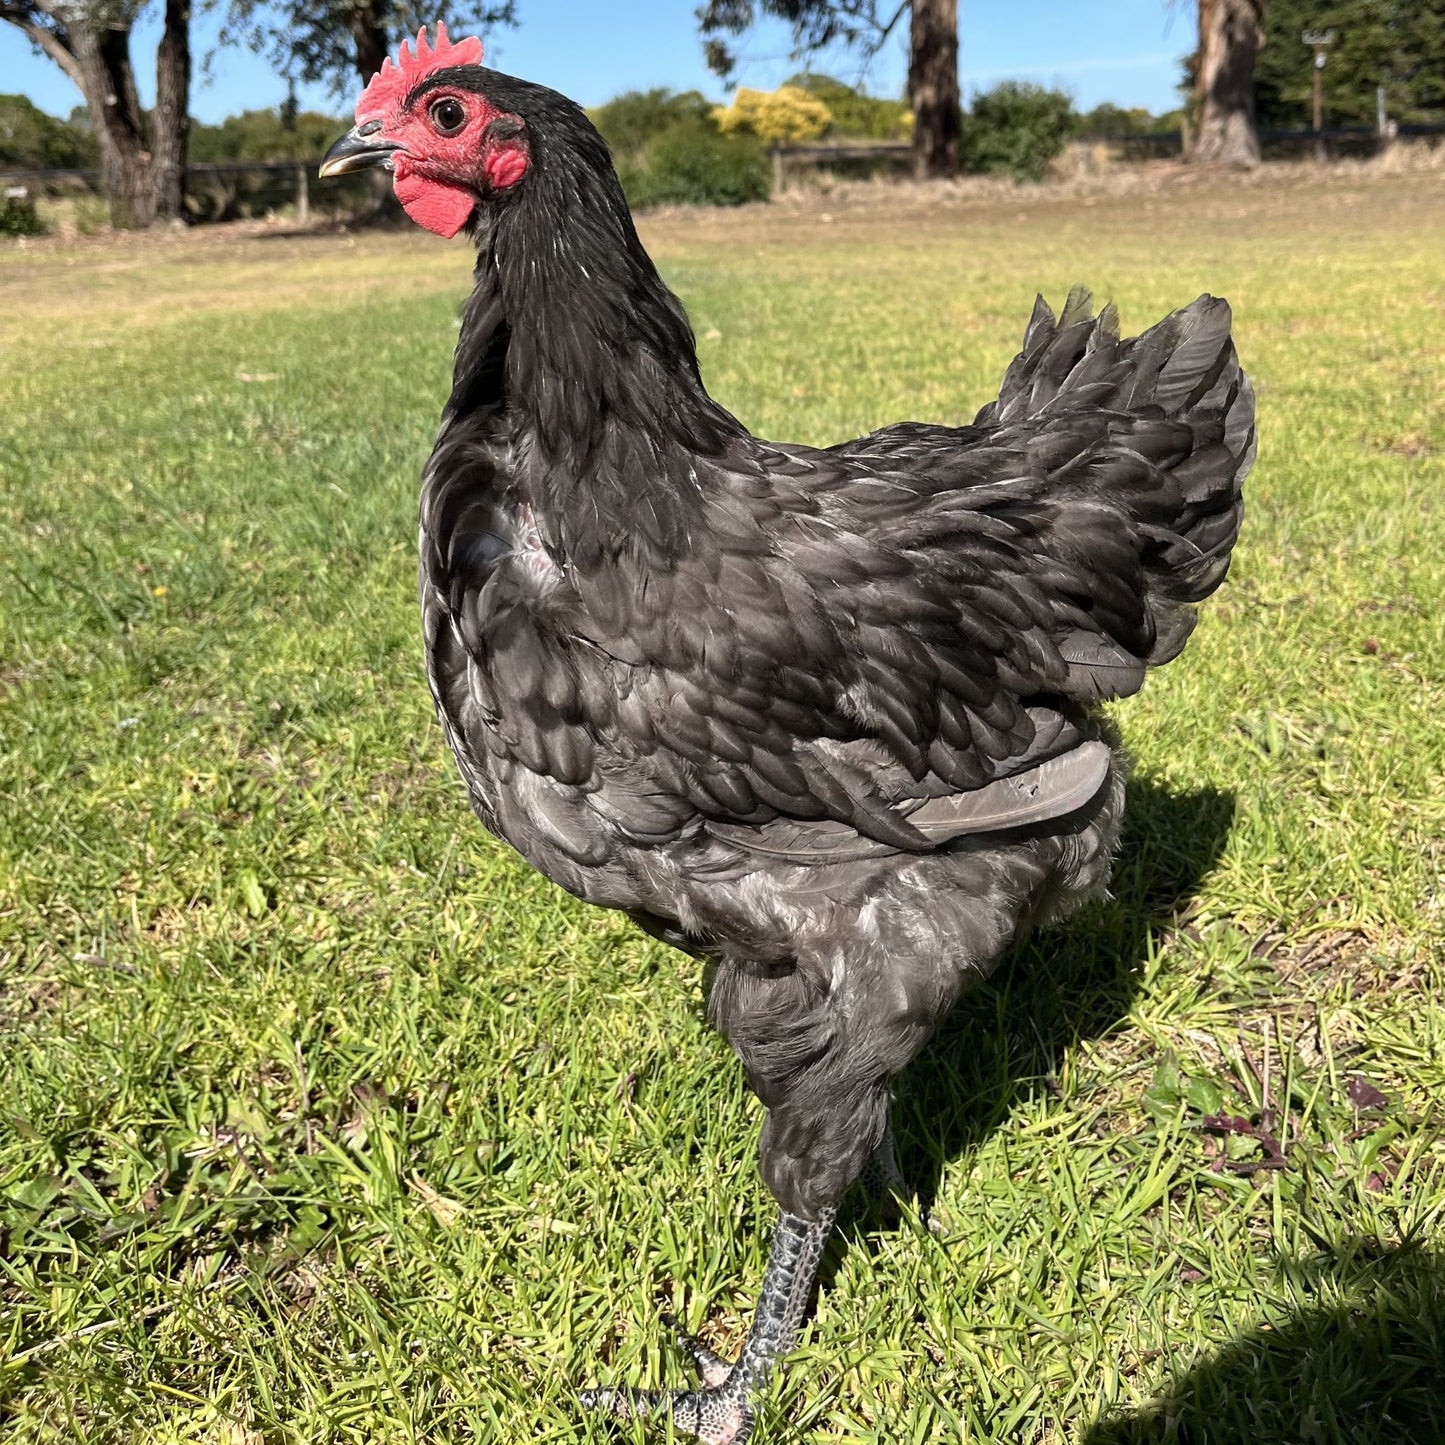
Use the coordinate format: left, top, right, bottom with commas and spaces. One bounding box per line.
320, 27, 1254, 1444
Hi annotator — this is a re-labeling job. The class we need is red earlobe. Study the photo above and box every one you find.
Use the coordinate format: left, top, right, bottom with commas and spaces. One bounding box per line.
484, 144, 530, 191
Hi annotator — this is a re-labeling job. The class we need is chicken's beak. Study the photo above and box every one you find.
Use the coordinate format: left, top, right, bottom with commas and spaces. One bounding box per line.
319, 122, 401, 178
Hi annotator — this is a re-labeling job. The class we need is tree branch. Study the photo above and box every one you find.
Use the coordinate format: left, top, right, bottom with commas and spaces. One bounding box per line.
0, 1, 85, 91
875, 0, 908, 46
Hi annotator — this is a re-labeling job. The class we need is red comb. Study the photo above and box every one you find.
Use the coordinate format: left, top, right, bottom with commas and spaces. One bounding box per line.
355, 23, 485, 120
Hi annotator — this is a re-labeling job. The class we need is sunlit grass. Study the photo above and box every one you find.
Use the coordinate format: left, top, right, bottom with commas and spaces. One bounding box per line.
2, 169, 1443, 1444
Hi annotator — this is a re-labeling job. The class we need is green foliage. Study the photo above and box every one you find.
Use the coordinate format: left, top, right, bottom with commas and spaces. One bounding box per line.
591, 90, 770, 209
787, 72, 912, 139
588, 88, 715, 155
1075, 102, 1184, 138
1256, 0, 1445, 127
189, 108, 347, 164
0, 191, 46, 236
960, 81, 1077, 181
220, 0, 516, 93
181, 107, 377, 225
0, 93, 97, 170
622, 122, 769, 208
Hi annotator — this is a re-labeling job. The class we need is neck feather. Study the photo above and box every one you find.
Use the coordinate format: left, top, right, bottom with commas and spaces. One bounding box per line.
444, 138, 744, 560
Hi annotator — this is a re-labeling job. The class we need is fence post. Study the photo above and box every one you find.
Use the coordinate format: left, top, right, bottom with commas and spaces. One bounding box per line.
296, 162, 309, 224
771, 147, 784, 195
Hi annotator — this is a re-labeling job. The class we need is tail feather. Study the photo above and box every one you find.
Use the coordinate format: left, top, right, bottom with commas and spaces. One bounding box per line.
979, 288, 1255, 670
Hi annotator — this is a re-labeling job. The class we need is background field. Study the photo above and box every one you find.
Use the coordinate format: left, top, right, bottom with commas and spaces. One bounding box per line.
2, 169, 1443, 1444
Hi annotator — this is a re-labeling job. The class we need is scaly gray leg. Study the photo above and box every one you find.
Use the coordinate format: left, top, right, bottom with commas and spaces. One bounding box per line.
858, 1120, 906, 1214
858, 1122, 944, 1234
580, 1205, 837, 1444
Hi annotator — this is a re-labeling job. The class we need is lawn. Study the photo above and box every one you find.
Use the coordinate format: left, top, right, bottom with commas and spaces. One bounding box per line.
2, 168, 1443, 1444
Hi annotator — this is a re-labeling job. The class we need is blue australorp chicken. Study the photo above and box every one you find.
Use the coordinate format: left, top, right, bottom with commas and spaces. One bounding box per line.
321, 28, 1253, 1443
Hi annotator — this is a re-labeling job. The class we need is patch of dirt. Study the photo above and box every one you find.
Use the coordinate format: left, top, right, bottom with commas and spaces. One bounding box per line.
1373, 432, 1439, 459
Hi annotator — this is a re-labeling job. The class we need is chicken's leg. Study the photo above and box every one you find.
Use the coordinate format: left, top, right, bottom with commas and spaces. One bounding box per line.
859, 1121, 907, 1213
580, 1205, 837, 1444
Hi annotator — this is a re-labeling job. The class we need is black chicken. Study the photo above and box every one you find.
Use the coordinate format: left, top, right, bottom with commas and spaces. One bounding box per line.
321, 28, 1253, 1444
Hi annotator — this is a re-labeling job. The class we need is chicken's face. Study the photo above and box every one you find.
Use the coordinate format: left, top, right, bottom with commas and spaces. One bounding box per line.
319, 24, 529, 239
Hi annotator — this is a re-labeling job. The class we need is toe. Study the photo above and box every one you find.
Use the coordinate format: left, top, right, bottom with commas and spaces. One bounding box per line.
661, 1311, 736, 1390
579, 1385, 752, 1444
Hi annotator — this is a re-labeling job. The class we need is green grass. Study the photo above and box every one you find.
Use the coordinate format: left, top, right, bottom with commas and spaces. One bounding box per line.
2, 170, 1443, 1444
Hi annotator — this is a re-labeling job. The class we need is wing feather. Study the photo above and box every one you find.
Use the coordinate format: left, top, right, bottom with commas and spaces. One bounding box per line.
423, 292, 1252, 865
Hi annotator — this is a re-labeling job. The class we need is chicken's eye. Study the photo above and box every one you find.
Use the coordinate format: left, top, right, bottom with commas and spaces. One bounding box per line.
429, 97, 466, 134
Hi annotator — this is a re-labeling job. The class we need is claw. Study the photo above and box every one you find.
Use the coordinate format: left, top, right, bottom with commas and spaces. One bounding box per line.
661, 1311, 736, 1390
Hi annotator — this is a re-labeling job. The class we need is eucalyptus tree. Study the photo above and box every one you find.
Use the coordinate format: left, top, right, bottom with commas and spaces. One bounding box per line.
698, 0, 962, 178
222, 0, 515, 89
1191, 0, 1266, 167
0, 0, 191, 225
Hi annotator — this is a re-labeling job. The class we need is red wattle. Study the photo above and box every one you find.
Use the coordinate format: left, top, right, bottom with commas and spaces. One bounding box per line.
393, 167, 476, 239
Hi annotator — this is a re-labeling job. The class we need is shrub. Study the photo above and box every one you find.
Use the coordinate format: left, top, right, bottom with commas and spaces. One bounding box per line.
590, 90, 716, 155
960, 82, 1076, 181
591, 89, 770, 209
621, 120, 769, 208
786, 74, 912, 139
714, 86, 832, 145
0, 190, 47, 237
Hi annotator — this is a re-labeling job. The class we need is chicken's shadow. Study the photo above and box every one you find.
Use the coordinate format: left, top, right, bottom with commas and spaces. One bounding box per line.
882, 777, 1237, 1228
1082, 1239, 1445, 1443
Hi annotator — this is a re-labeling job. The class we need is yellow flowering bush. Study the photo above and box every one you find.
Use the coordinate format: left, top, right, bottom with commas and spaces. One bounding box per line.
714, 86, 833, 146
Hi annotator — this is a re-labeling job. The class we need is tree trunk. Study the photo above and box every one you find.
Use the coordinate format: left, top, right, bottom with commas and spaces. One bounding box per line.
69, 21, 155, 227
348, 0, 390, 81
908, 0, 960, 179
151, 0, 192, 222
4, 0, 191, 227
1192, 0, 1264, 167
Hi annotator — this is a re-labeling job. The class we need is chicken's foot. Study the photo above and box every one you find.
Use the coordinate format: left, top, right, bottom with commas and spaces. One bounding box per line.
580, 1205, 836, 1444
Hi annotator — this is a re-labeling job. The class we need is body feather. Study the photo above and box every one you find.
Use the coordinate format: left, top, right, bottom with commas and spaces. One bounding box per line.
410, 67, 1253, 1216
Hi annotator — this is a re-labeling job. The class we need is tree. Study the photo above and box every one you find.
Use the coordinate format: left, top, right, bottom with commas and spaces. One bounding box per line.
907, 0, 957, 176
698, 0, 962, 178
0, 0, 190, 226
1254, 0, 1445, 128
223, 0, 516, 89
1191, 0, 1265, 166
0, 0, 191, 226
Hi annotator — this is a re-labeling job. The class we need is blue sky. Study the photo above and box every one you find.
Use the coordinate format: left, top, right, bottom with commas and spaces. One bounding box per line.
2, 0, 1192, 125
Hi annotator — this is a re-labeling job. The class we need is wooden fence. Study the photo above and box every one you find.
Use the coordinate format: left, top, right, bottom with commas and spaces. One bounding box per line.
771, 122, 1444, 181
5, 121, 1441, 215
0, 159, 384, 224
